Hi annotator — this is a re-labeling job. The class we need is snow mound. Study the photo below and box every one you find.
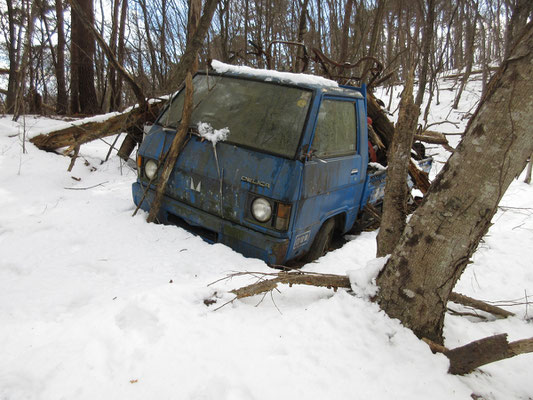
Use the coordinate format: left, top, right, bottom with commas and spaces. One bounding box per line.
347, 256, 388, 298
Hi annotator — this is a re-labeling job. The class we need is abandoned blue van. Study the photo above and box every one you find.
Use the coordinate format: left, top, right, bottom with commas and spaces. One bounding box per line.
132, 63, 429, 264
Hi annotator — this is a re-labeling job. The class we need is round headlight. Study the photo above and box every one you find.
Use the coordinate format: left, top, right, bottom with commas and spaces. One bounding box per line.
251, 198, 272, 223
145, 159, 158, 180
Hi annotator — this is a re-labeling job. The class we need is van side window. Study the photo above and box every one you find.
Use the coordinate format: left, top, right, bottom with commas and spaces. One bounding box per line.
312, 100, 357, 158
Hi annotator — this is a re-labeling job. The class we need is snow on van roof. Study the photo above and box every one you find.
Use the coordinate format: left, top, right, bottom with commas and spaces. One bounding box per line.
211, 59, 339, 88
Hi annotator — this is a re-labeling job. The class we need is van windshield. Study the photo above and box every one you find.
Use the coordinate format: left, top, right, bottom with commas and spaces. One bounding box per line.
158, 74, 312, 159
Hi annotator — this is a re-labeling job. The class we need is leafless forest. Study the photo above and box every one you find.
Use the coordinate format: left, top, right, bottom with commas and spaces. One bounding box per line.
1, 0, 531, 117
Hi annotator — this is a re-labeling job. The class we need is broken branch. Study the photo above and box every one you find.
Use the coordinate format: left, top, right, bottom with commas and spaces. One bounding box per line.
448, 292, 515, 319
445, 334, 533, 375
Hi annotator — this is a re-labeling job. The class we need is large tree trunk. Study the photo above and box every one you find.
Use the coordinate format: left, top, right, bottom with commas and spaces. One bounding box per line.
70, 0, 99, 114
376, 22, 533, 344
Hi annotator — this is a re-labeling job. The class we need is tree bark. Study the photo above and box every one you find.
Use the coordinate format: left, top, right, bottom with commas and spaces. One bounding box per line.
114, 0, 128, 110
452, 3, 478, 110
376, 22, 533, 344
5, 0, 19, 114
68, 0, 147, 110
338, 0, 354, 71
54, 0, 68, 114
504, 0, 533, 59
70, 0, 99, 114
294, 0, 310, 73
361, 0, 387, 83
169, 0, 219, 88
377, 69, 420, 257
415, 0, 435, 107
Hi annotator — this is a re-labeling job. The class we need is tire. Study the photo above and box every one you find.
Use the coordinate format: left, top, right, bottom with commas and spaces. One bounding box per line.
303, 218, 335, 262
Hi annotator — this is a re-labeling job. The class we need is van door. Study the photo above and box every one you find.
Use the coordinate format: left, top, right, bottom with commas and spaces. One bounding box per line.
293, 97, 366, 254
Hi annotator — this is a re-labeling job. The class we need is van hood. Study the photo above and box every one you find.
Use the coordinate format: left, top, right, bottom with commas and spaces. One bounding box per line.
139, 127, 302, 229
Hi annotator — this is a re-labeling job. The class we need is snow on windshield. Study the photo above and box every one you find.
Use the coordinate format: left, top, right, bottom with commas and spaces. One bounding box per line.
197, 122, 229, 145
211, 59, 339, 88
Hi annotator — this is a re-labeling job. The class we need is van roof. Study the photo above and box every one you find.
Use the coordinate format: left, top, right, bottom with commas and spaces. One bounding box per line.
208, 60, 365, 99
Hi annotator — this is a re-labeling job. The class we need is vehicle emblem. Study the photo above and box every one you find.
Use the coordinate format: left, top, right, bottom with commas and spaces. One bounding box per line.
190, 177, 202, 192
241, 176, 271, 189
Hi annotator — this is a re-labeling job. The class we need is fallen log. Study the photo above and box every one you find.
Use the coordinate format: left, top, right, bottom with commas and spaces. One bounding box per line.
225, 271, 514, 320
29, 102, 163, 154
230, 271, 351, 299
445, 334, 533, 375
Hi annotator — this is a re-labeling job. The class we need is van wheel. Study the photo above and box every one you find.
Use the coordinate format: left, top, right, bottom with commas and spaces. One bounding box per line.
303, 219, 335, 263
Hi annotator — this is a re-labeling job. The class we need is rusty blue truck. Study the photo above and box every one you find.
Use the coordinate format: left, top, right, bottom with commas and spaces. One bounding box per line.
132, 64, 431, 265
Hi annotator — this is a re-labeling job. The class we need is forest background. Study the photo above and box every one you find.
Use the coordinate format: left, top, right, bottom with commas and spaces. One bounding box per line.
1, 0, 532, 119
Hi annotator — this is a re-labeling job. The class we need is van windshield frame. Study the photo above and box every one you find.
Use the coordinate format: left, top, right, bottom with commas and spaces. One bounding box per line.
158, 73, 313, 159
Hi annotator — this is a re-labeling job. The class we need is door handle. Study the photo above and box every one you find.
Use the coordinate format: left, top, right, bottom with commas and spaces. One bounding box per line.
351, 168, 359, 175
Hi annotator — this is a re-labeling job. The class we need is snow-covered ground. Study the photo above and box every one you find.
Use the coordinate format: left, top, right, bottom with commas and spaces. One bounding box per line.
0, 75, 532, 400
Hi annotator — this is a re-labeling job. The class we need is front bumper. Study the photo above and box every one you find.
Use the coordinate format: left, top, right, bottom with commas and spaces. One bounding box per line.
132, 182, 290, 265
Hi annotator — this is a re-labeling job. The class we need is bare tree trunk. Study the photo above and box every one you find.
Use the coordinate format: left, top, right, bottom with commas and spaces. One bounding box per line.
5, 0, 19, 113
376, 22, 533, 344
294, 0, 310, 72
338, 0, 354, 72
138, 0, 159, 91
376, 69, 419, 257
114, 0, 128, 110
70, 0, 99, 114
54, 0, 68, 114
103, 0, 121, 112
14, 0, 39, 120
361, 0, 387, 83
169, 0, 219, 88
415, 0, 435, 107
504, 0, 533, 59
452, 3, 478, 110
68, 0, 146, 109
188, 0, 203, 72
